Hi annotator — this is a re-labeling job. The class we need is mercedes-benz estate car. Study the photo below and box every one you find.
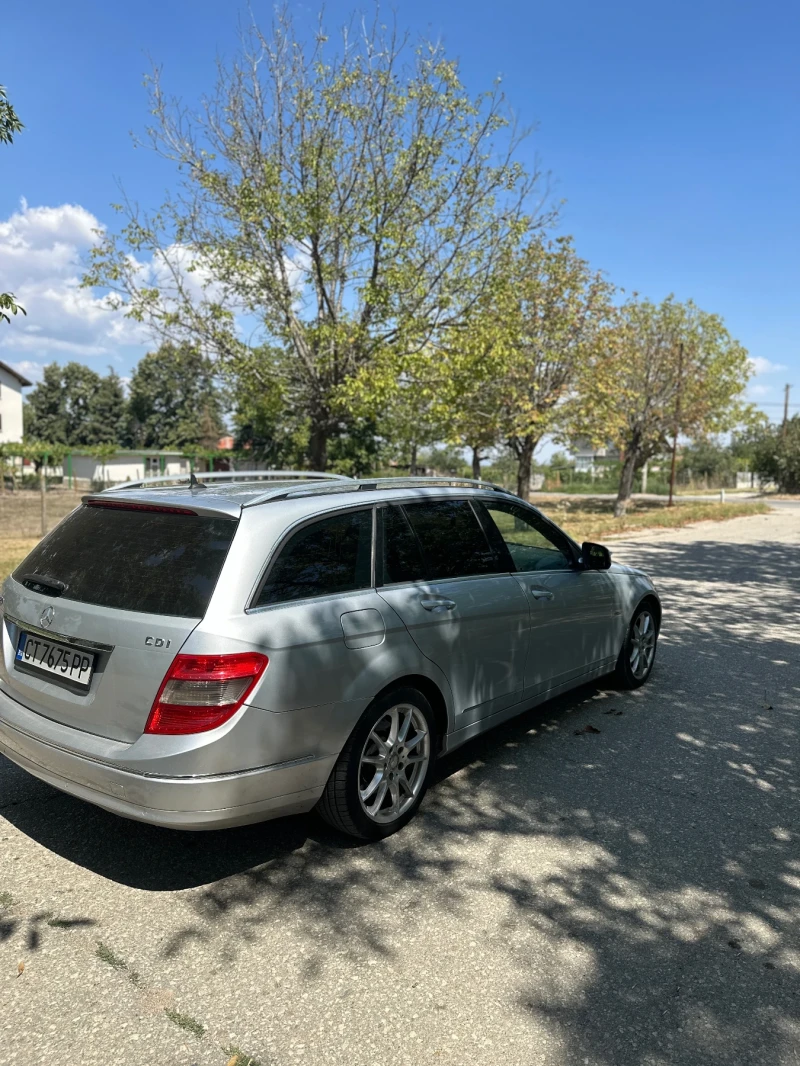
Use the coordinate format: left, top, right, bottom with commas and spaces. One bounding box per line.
0, 473, 660, 840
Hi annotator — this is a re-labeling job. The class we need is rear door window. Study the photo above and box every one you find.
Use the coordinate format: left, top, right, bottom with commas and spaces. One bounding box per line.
14, 503, 237, 617
402, 500, 500, 580
380, 505, 426, 584
255, 508, 373, 607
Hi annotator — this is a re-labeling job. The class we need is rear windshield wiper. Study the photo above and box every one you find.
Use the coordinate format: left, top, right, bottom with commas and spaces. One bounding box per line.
18, 573, 68, 597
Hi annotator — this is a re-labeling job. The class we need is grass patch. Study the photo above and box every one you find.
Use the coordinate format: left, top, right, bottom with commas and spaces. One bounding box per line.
0, 890, 15, 909
0, 538, 38, 584
534, 498, 770, 543
95, 941, 127, 970
164, 1008, 205, 1039
224, 1048, 262, 1066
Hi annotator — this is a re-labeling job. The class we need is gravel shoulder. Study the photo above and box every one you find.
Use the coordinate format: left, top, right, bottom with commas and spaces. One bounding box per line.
1, 510, 799, 1066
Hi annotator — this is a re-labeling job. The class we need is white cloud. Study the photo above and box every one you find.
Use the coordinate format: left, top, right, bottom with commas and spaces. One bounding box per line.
0, 200, 148, 374
747, 383, 773, 398
9, 359, 45, 383
750, 356, 787, 375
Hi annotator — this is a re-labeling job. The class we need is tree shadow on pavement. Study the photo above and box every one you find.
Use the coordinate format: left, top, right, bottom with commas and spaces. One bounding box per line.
2, 531, 799, 1064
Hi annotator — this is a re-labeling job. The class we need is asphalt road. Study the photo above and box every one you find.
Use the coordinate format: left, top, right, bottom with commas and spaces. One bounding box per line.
1, 509, 799, 1066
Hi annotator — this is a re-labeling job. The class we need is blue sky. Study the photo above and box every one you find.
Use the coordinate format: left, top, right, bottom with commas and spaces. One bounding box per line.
1, 0, 798, 423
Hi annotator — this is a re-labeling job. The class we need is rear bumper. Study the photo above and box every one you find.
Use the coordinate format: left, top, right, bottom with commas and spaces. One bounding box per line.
0, 692, 336, 830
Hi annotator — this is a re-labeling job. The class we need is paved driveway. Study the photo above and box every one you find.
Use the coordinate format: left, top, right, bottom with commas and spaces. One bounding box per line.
1, 510, 799, 1066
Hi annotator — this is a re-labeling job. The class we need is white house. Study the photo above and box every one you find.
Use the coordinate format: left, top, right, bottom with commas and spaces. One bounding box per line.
69, 450, 191, 486
0, 360, 32, 443
570, 439, 621, 473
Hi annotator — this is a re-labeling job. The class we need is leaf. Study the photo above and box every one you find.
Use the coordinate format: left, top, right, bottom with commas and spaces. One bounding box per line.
574, 724, 601, 735
17, 961, 24, 977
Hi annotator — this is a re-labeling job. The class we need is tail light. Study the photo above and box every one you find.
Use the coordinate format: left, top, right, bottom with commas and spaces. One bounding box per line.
144, 652, 269, 735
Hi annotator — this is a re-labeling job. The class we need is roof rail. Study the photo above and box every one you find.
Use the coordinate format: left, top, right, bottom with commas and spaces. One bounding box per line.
243, 475, 514, 508
102, 470, 353, 493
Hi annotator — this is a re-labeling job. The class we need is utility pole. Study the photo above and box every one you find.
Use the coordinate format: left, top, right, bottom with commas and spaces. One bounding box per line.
784, 383, 791, 428
667, 343, 684, 507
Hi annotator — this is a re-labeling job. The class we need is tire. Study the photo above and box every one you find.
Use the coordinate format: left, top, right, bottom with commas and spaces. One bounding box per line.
613, 601, 659, 689
317, 685, 438, 841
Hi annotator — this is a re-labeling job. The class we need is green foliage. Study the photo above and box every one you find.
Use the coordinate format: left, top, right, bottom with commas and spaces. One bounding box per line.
1, 86, 25, 324
348, 233, 615, 496
86, 369, 127, 444
83, 8, 543, 468
417, 445, 470, 477
0, 291, 25, 325
24, 363, 127, 446
751, 416, 800, 493
127, 343, 225, 449
231, 347, 310, 468
679, 437, 751, 480
572, 295, 754, 514
0, 85, 23, 145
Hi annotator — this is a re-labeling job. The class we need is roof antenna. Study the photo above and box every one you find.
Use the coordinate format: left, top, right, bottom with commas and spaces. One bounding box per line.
189, 473, 207, 491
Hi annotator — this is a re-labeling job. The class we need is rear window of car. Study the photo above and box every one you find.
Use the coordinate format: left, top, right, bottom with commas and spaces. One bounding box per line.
401, 500, 499, 580
254, 508, 373, 607
13, 504, 237, 618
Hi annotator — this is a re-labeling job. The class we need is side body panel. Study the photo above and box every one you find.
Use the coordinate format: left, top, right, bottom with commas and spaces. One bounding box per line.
518, 569, 618, 693
378, 573, 530, 724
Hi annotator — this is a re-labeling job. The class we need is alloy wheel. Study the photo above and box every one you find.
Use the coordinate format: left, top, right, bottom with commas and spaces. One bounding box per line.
630, 610, 656, 680
358, 703, 431, 824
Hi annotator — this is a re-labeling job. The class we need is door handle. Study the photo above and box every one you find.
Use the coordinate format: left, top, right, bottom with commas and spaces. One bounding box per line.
419, 597, 457, 612
529, 586, 555, 601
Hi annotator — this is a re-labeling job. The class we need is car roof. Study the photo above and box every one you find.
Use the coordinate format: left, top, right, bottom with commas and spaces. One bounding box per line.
86, 475, 519, 520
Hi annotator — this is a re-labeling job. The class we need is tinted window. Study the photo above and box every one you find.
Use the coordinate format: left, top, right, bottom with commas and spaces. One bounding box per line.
381, 505, 426, 584
256, 509, 372, 606
483, 502, 573, 572
403, 500, 498, 580
14, 504, 237, 617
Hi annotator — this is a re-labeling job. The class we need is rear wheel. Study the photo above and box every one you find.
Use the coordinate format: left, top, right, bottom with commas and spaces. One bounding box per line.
614, 603, 658, 689
317, 686, 437, 840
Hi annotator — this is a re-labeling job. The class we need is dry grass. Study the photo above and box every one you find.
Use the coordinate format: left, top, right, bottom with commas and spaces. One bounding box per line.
534, 498, 770, 543
0, 538, 39, 584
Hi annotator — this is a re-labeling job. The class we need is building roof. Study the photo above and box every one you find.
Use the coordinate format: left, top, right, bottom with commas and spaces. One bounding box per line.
0, 360, 32, 387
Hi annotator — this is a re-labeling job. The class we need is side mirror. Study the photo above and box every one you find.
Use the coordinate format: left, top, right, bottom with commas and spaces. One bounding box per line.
581, 541, 611, 570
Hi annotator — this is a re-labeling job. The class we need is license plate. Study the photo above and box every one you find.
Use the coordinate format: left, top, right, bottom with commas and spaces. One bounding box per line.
15, 632, 95, 689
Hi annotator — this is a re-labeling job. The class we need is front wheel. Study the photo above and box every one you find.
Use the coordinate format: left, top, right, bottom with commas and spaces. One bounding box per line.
317, 686, 437, 840
614, 603, 658, 689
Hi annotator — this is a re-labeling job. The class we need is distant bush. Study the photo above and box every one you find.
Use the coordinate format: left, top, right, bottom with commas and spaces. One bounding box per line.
751, 417, 800, 493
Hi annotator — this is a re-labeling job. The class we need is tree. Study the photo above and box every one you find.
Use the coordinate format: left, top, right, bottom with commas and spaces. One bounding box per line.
85, 369, 128, 444
360, 236, 613, 496
24, 364, 68, 443
127, 343, 225, 449
752, 417, 800, 493
83, 8, 543, 469
62, 363, 104, 445
1, 84, 25, 325
573, 296, 753, 516
24, 362, 127, 446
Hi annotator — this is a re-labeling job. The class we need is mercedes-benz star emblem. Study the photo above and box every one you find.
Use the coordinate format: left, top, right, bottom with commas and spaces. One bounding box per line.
39, 606, 54, 629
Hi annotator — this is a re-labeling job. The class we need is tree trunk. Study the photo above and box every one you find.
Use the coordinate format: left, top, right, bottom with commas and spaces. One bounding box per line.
309, 419, 328, 471
40, 464, 47, 536
514, 437, 535, 500
614, 448, 640, 517
410, 442, 418, 476
641, 461, 648, 494
471, 447, 481, 480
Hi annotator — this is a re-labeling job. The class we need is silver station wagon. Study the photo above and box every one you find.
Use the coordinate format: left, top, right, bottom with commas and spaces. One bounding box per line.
0, 474, 660, 840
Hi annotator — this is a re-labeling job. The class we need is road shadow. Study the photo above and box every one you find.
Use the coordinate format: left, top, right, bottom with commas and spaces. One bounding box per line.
2, 530, 800, 1064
